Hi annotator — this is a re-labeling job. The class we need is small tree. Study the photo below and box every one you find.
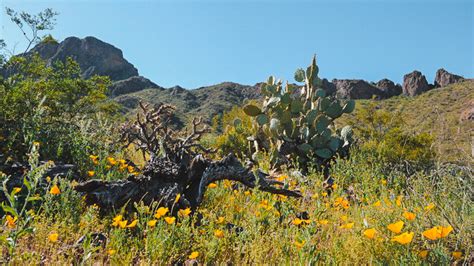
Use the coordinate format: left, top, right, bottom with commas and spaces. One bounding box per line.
5, 7, 58, 53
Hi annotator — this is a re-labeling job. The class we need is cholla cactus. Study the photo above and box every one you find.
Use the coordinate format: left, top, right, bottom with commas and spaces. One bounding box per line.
243, 56, 354, 169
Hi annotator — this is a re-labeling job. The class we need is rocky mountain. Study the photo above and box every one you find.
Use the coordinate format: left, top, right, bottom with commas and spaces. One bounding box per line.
17, 36, 469, 125
29, 36, 138, 81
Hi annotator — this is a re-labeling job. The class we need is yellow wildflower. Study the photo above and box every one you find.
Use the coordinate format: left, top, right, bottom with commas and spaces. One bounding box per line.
178, 208, 192, 217
373, 200, 381, 207
396, 196, 402, 206
363, 228, 377, 239
107, 157, 117, 166
294, 240, 305, 249
422, 225, 453, 240
214, 229, 224, 238
318, 219, 329, 225
5, 215, 17, 229
89, 155, 98, 161
147, 220, 157, 228
126, 219, 138, 228
216, 216, 225, 224
154, 207, 169, 219
118, 220, 127, 228
12, 187, 22, 194
127, 165, 135, 173
334, 197, 349, 209
452, 251, 462, 259
424, 203, 435, 211
188, 251, 199, 259
48, 233, 59, 243
49, 185, 61, 195
391, 231, 414, 244
208, 183, 217, 188
340, 222, 354, 229
321, 192, 328, 197
174, 193, 181, 204
403, 211, 416, 221
418, 250, 429, 259
108, 249, 116, 255
87, 171, 95, 177
276, 175, 288, 182
112, 215, 123, 227
164, 216, 176, 225
244, 191, 251, 196
387, 221, 404, 234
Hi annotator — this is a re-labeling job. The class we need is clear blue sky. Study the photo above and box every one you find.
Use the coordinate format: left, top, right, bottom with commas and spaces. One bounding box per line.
1, 0, 473, 88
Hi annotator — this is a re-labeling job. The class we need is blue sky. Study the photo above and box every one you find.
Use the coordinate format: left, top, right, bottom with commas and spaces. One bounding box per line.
1, 0, 472, 88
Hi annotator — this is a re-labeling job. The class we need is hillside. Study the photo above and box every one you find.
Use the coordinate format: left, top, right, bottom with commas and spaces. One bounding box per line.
114, 82, 261, 126
342, 80, 474, 164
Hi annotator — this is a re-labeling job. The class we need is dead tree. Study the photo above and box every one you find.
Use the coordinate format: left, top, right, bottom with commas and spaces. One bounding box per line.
74, 102, 301, 213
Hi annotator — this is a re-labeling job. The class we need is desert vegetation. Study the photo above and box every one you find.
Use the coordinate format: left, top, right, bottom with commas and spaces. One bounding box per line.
0, 7, 472, 265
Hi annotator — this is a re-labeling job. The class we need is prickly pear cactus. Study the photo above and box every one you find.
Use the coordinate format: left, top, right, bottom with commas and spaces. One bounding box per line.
243, 56, 354, 169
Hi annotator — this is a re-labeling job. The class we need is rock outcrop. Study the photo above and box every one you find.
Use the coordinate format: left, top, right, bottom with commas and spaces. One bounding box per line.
333, 79, 385, 99
376, 79, 402, 98
29, 36, 138, 81
402, 71, 431, 96
109, 76, 163, 97
434, 68, 464, 88
321, 78, 337, 95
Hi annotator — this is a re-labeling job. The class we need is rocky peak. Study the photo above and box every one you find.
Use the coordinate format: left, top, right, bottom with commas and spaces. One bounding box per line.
29, 36, 138, 81
402, 71, 431, 96
434, 68, 464, 88
333, 79, 386, 99
376, 78, 402, 98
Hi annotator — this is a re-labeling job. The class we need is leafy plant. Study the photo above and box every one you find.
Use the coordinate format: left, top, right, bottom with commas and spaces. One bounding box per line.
349, 101, 435, 172
0, 54, 119, 165
0, 143, 53, 261
243, 56, 355, 171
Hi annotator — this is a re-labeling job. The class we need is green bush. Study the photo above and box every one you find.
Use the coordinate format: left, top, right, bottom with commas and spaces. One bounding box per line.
350, 101, 435, 171
209, 105, 257, 160
0, 54, 119, 166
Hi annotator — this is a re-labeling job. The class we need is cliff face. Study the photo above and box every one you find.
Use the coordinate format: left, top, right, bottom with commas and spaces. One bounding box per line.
29, 36, 138, 81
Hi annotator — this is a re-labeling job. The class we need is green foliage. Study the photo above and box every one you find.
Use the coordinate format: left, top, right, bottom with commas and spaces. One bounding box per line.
350, 101, 435, 170
210, 105, 256, 160
0, 54, 119, 165
243, 56, 354, 168
0, 143, 53, 260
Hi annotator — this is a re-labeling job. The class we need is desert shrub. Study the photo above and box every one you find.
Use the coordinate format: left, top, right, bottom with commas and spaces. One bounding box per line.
210, 105, 257, 160
351, 101, 435, 171
0, 54, 119, 166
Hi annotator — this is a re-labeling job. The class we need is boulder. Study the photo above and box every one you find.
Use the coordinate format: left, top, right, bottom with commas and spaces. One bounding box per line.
460, 100, 474, 121
333, 79, 385, 99
434, 68, 464, 88
28, 36, 138, 81
402, 71, 431, 96
109, 76, 163, 97
376, 78, 402, 98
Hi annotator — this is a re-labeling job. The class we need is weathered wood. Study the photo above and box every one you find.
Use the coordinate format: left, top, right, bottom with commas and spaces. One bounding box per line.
74, 102, 301, 214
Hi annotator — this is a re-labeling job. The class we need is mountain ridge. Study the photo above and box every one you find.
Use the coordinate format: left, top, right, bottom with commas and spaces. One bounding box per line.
14, 36, 471, 125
